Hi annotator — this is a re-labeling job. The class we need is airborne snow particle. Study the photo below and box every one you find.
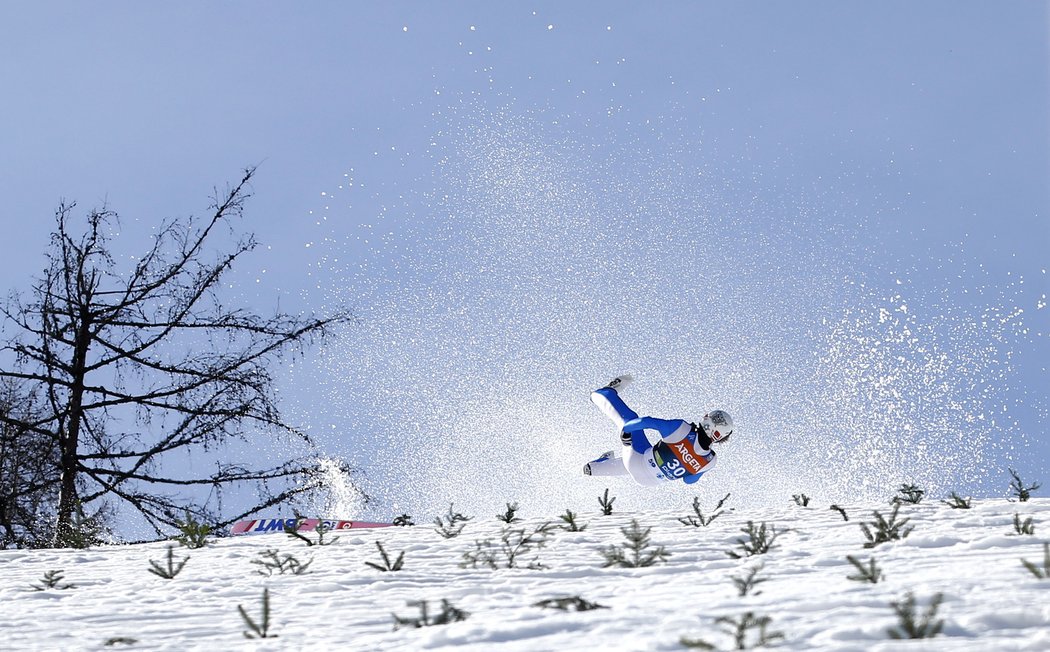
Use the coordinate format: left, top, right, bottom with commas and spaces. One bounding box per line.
296, 97, 1036, 520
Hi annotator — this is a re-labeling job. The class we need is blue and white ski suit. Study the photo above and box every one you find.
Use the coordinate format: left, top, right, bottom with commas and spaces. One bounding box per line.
589, 386, 716, 486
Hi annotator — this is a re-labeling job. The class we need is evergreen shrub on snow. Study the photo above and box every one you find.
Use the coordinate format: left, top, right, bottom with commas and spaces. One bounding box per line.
56, 502, 110, 549
830, 504, 849, 521
364, 541, 405, 572
942, 492, 972, 509
174, 510, 212, 549
460, 521, 556, 570
147, 546, 189, 579
732, 563, 768, 597
887, 592, 944, 639
252, 549, 313, 576
893, 483, 925, 505
284, 517, 339, 547
434, 503, 472, 539
30, 569, 74, 591
678, 496, 725, 528
1008, 468, 1041, 502
496, 502, 522, 523
558, 509, 587, 532
103, 637, 138, 646
1013, 513, 1036, 536
727, 521, 785, 558
1020, 542, 1050, 579
599, 519, 670, 568
598, 488, 616, 515
392, 599, 469, 630
533, 596, 607, 611
860, 504, 913, 548
238, 588, 277, 639
845, 555, 883, 584
681, 612, 784, 649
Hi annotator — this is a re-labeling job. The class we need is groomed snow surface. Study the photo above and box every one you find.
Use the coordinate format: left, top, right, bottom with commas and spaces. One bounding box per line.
2, 498, 1049, 651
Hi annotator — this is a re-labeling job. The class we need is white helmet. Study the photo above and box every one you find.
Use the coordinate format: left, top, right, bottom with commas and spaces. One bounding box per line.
702, 410, 734, 443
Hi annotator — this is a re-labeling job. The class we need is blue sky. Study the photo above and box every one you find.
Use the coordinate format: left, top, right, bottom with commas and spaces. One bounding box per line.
1, 3, 1047, 518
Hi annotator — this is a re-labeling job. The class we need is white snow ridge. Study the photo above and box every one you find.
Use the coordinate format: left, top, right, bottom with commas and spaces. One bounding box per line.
2, 498, 1049, 651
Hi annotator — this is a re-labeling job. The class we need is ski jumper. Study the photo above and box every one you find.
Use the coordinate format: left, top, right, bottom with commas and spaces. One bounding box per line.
589, 386, 716, 486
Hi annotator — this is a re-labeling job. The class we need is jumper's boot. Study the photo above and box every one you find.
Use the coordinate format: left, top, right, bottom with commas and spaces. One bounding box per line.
583, 450, 627, 477
603, 375, 633, 392
591, 375, 638, 429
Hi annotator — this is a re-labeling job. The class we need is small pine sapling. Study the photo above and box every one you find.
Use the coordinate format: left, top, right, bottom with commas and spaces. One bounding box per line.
393, 514, 415, 526
103, 637, 138, 646
497, 502, 522, 523
846, 555, 883, 584
793, 494, 811, 507
732, 563, 768, 597
252, 549, 313, 576
721, 613, 785, 650
239, 588, 277, 639
598, 488, 616, 515
894, 483, 925, 505
559, 509, 587, 532
393, 599, 469, 630
860, 504, 913, 548
1008, 468, 1041, 502
365, 541, 406, 572
942, 492, 972, 509
679, 637, 715, 650
174, 510, 212, 549
727, 521, 786, 558
887, 592, 944, 639
283, 519, 311, 545
311, 517, 339, 546
681, 612, 784, 650
461, 522, 556, 570
678, 496, 724, 528
31, 569, 75, 591
1013, 513, 1036, 536
284, 516, 339, 547
830, 505, 849, 521
56, 502, 110, 549
533, 596, 608, 611
434, 503, 472, 539
148, 546, 189, 579
600, 519, 670, 568
1020, 542, 1050, 579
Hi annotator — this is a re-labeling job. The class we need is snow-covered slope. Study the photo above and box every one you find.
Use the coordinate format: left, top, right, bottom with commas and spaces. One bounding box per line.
2, 498, 1048, 651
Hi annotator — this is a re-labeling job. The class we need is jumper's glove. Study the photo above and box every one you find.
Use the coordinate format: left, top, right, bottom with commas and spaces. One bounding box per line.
620, 430, 632, 446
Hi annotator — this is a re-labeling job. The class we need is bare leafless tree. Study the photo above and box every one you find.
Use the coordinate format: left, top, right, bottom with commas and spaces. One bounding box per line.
0, 168, 358, 546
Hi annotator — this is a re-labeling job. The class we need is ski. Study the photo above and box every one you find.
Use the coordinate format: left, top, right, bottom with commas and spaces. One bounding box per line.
230, 518, 397, 535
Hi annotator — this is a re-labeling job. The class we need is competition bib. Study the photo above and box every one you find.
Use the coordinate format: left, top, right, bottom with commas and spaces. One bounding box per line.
653, 438, 714, 479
